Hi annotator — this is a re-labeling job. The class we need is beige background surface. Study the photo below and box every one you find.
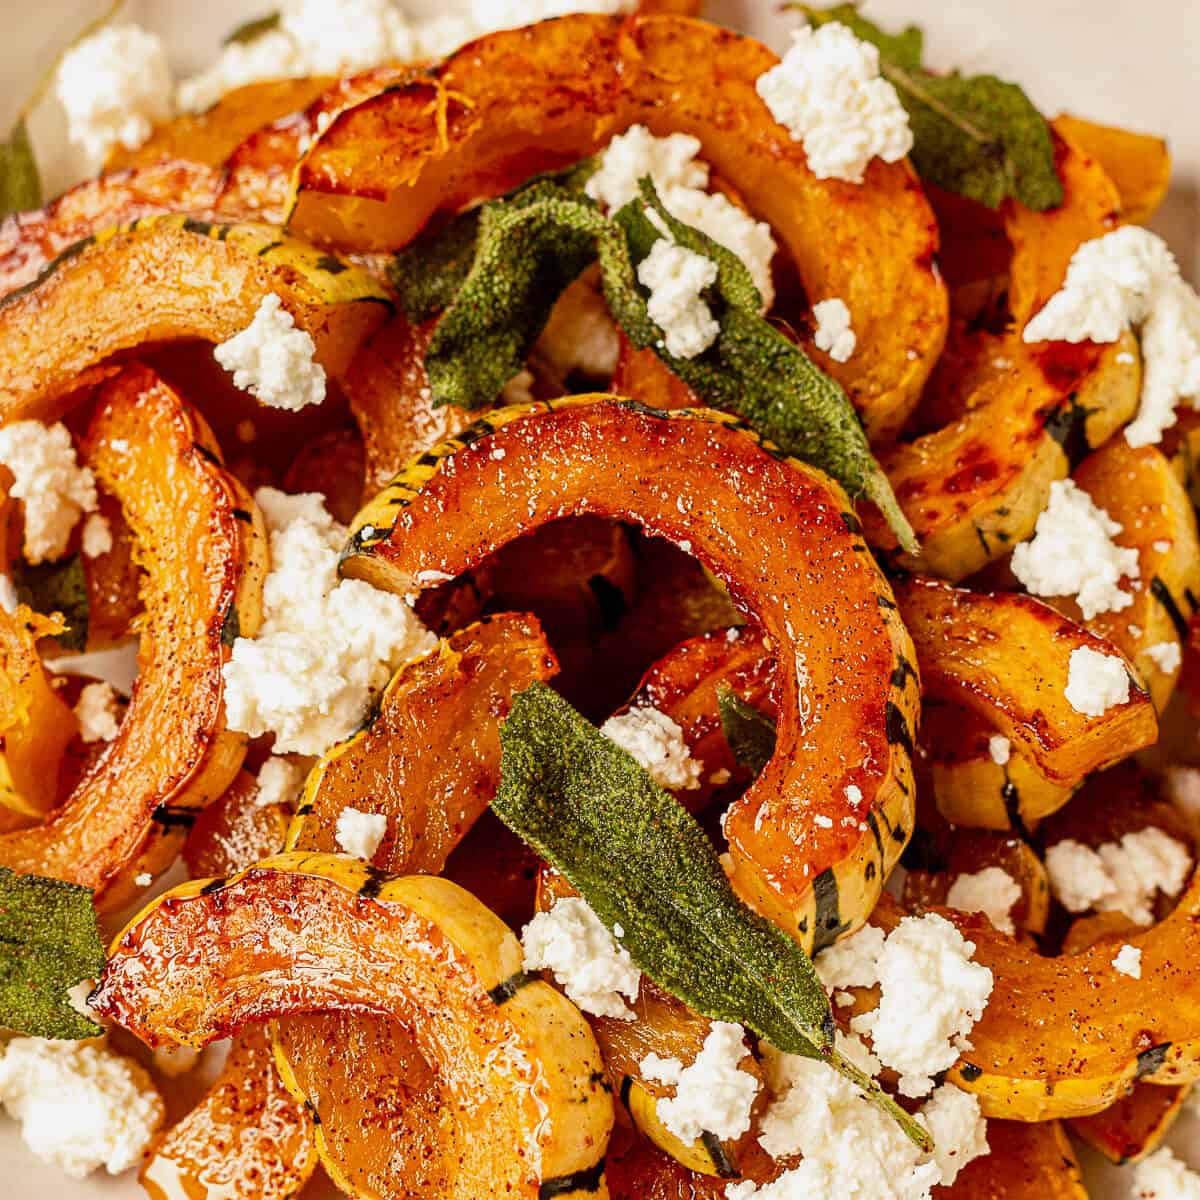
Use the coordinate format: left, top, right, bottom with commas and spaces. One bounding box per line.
2, 1, 1198, 1196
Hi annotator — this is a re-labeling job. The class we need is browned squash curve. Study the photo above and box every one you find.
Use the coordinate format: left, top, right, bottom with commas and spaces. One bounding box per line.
0, 365, 266, 907
290, 13, 947, 442
94, 853, 615, 1200
344, 397, 920, 953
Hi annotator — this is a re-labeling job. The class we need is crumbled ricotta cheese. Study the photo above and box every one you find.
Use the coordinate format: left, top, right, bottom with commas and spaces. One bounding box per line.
282, 0, 416, 73
221, 487, 435, 755
945, 867, 1021, 936
80, 514, 112, 559
850, 914, 994, 1098
521, 897, 641, 1020
0, 421, 98, 564
0, 1037, 163, 1179
812, 297, 856, 362
813, 922, 885, 995
640, 1022, 759, 1144
745, 1035, 986, 1200
637, 238, 720, 359
1134, 1148, 1200, 1199
1163, 765, 1200, 826
334, 806, 388, 861
1146, 640, 1182, 674
1010, 480, 1139, 619
1022, 227, 1200, 447
0, 575, 16, 613
214, 295, 327, 412
988, 734, 1011, 766
74, 682, 120, 744
256, 755, 308, 809
1064, 646, 1131, 717
537, 279, 621, 379
469, 0, 628, 25
178, 29, 309, 113
134, 873, 153, 888
1112, 943, 1143, 978
600, 705, 702, 791
55, 25, 172, 166
586, 125, 777, 307
755, 22, 913, 184
1045, 828, 1192, 926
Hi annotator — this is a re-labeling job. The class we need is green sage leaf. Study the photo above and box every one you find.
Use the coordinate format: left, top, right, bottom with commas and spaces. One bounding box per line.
0, 867, 105, 1039
494, 682, 932, 1151
223, 12, 282, 46
717, 684, 777, 778
0, 119, 41, 220
800, 5, 1063, 211
13, 555, 89, 652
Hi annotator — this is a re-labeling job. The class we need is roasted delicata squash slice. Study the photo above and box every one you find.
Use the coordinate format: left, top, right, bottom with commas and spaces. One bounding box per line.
897, 577, 1157, 828
1048, 439, 1200, 713
0, 607, 77, 820
0, 365, 266, 906
865, 131, 1138, 579
94, 853, 615, 1200
1052, 114, 1172, 226
278, 614, 558, 1199
345, 397, 920, 952
0, 215, 391, 424
184, 771, 291, 886
942, 1119, 1087, 1199
290, 13, 948, 442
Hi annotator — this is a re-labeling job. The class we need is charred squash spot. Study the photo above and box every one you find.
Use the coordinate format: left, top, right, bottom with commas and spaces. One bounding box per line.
487, 971, 534, 1006
538, 1159, 607, 1198
699, 1132, 737, 1179
1135, 1044, 1171, 1079
1151, 576, 1190, 642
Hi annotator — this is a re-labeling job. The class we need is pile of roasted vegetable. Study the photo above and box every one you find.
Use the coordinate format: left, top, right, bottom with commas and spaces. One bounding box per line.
2, 5, 1199, 1199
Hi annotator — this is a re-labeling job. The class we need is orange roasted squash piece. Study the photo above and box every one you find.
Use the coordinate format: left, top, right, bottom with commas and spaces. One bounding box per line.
345, 398, 920, 953
291, 14, 948, 442
0, 366, 266, 907
95, 854, 614, 1200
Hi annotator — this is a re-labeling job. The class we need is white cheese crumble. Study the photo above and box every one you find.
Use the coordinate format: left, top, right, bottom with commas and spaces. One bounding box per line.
0, 575, 17, 613
55, 25, 172, 166
586, 124, 777, 308
945, 867, 1021, 937
537, 279, 621, 379
221, 488, 435, 755
74, 682, 120, 744
134, 873, 153, 888
1146, 640, 1182, 674
640, 1022, 759, 1144
755, 22, 913, 184
742, 1036, 987, 1200
80, 514, 112, 559
813, 922, 885, 996
1112, 943, 1143, 978
988, 734, 1011, 766
637, 238, 721, 360
1010, 480, 1139, 619
1045, 828, 1192, 926
1163, 765, 1200, 826
1022, 227, 1200, 447
812, 298, 857, 362
1134, 1148, 1200, 1199
151, 1046, 201, 1079
600, 706, 702, 792
1064, 646, 1131, 717
334, 806, 388, 861
0, 1038, 164, 1179
849, 914, 994, 1098
214, 295, 327, 412
0, 421, 98, 565
521, 896, 641, 1020
256, 755, 308, 809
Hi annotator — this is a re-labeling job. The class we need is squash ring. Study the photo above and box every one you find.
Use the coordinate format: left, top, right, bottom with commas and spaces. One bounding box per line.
94, 852, 615, 1200
343, 396, 920, 951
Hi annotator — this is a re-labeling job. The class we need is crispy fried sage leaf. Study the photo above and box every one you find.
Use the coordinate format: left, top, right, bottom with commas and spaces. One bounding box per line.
13, 555, 89, 652
494, 682, 932, 1151
223, 12, 282, 46
717, 684, 777, 778
800, 4, 1063, 211
0, 120, 41, 219
0, 867, 105, 1039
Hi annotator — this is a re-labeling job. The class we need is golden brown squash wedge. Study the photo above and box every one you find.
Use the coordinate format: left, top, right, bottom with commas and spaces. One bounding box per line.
94, 853, 615, 1200
0, 366, 266, 907
281, 429, 367, 525
0, 215, 391, 425
290, 14, 948, 442
1048, 439, 1200, 713
80, 493, 143, 650
278, 614, 558, 1199
896, 576, 1157, 827
940, 1119, 1087, 1199
344, 397, 920, 952
1049, 115, 1171, 227
140, 1023, 317, 1200
183, 770, 291, 881
0, 607, 77, 820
